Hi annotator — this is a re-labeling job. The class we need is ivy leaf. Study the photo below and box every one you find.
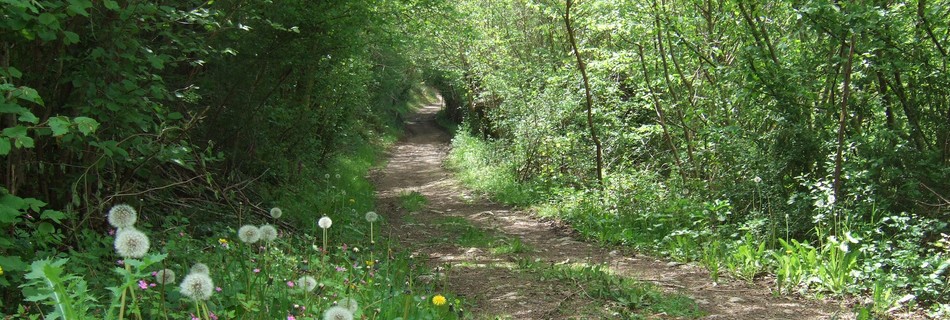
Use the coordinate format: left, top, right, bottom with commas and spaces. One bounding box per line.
73, 117, 99, 135
48, 116, 71, 136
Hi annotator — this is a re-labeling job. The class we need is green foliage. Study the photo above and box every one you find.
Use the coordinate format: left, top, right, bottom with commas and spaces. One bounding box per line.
399, 191, 429, 213
515, 259, 704, 318
1, 0, 437, 311
425, 0, 950, 315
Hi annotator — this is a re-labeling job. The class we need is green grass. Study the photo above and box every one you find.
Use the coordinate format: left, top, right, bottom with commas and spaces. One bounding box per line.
490, 238, 532, 255
445, 130, 549, 206
14, 85, 470, 319
514, 259, 704, 319
399, 191, 428, 212
430, 216, 499, 248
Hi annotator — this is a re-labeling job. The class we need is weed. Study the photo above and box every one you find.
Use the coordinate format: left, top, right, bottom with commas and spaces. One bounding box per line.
514, 259, 704, 318
399, 191, 428, 212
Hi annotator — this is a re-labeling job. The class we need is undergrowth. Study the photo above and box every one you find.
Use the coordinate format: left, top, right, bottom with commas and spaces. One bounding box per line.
514, 259, 704, 319
447, 128, 950, 318
9, 88, 467, 319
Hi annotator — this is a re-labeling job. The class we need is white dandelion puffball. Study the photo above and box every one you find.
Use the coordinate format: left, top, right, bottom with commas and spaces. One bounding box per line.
318, 216, 332, 229
179, 272, 214, 301
298, 275, 318, 292
323, 306, 353, 320
270, 207, 282, 219
114, 228, 150, 258
190, 263, 210, 275
155, 269, 176, 284
259, 224, 278, 242
107, 204, 138, 228
238, 224, 261, 243
364, 211, 378, 223
338, 297, 359, 312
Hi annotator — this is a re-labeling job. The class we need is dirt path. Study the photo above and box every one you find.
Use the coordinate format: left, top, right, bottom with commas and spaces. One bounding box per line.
372, 97, 852, 319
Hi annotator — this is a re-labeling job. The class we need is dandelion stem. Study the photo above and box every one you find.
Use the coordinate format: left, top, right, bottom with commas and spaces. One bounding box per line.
125, 263, 142, 320
323, 228, 328, 253
118, 263, 131, 320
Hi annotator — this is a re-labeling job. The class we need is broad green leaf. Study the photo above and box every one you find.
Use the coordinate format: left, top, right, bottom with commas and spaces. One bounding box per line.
14, 87, 44, 106
5, 67, 22, 78
40, 210, 67, 224
104, 0, 119, 10
167, 112, 183, 120
37, 13, 57, 26
48, 116, 70, 137
72, 117, 99, 135
0, 103, 25, 114
0, 139, 10, 155
66, 0, 93, 17
63, 31, 79, 44
36, 222, 55, 235
0, 255, 28, 272
17, 112, 38, 124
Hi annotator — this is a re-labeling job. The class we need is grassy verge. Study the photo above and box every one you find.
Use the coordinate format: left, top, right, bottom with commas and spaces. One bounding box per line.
14, 87, 466, 320
445, 129, 950, 318
513, 258, 704, 319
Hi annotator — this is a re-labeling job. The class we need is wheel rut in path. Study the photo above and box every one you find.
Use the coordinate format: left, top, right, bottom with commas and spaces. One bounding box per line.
371, 97, 851, 319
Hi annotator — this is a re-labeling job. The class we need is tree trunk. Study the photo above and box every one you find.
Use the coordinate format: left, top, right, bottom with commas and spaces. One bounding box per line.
833, 35, 856, 202
564, 0, 604, 184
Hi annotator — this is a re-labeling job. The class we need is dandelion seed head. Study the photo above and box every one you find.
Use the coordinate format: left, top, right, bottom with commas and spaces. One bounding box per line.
364, 211, 378, 223
298, 275, 317, 292
337, 297, 359, 312
322, 306, 353, 320
114, 228, 150, 258
318, 216, 332, 229
270, 207, 282, 219
238, 224, 261, 243
190, 263, 210, 275
259, 224, 278, 242
155, 269, 176, 284
108, 204, 138, 228
179, 273, 214, 301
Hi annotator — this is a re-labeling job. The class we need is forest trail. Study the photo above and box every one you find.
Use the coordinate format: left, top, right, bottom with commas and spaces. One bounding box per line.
371, 96, 852, 319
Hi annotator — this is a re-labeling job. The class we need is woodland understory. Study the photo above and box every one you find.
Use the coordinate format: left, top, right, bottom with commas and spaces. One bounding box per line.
1, 0, 948, 319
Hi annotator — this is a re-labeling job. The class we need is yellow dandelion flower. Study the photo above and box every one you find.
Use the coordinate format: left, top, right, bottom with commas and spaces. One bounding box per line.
0, 265, 4, 275
219, 238, 229, 245
365, 260, 375, 267
432, 294, 446, 306
349, 198, 355, 203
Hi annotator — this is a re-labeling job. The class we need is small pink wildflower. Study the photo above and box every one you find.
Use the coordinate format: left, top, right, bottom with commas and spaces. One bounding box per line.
209, 312, 218, 320
138, 280, 148, 290
150, 283, 157, 287
253, 268, 261, 273
335, 266, 345, 272
117, 260, 124, 266
108, 229, 115, 236
215, 287, 222, 292
286, 281, 295, 287
287, 315, 296, 320
191, 314, 199, 320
